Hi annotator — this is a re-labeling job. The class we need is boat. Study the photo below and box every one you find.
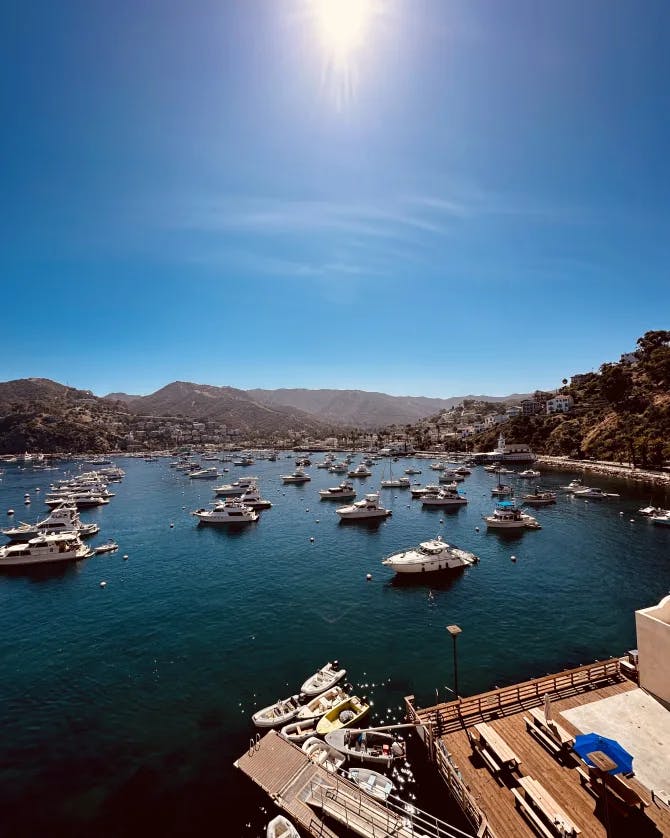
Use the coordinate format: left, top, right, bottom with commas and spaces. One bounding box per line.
0, 533, 93, 568
295, 686, 350, 721
188, 467, 219, 480
336, 494, 391, 522
44, 492, 110, 509
410, 484, 441, 498
348, 464, 372, 478
491, 483, 514, 497
651, 512, 670, 527
94, 541, 119, 554
266, 815, 300, 838
301, 661, 346, 696
325, 729, 406, 768
429, 461, 446, 471
404, 467, 422, 475
328, 461, 349, 474
345, 767, 395, 802
454, 466, 471, 476
302, 737, 346, 773
2, 503, 99, 540
560, 479, 584, 493
382, 537, 478, 574
573, 487, 619, 499
281, 467, 311, 484
213, 476, 260, 497
237, 488, 273, 510
319, 481, 356, 500
280, 718, 319, 745
421, 489, 468, 507
522, 489, 557, 506
252, 694, 302, 728
192, 500, 259, 525
484, 501, 541, 530
380, 476, 410, 488
233, 456, 255, 467
639, 505, 665, 516
316, 696, 370, 735
518, 469, 542, 478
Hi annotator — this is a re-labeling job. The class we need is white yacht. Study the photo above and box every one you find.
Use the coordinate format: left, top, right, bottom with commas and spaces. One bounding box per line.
518, 469, 542, 478
382, 537, 478, 575
522, 489, 557, 506
454, 466, 471, 476
421, 488, 468, 507
560, 479, 584, 493
410, 484, 442, 498
238, 488, 272, 510
651, 512, 670, 527
429, 461, 446, 471
404, 467, 422, 475
348, 463, 372, 478
439, 471, 464, 483
2, 504, 99, 540
573, 487, 619, 499
233, 456, 255, 467
380, 476, 411, 488
192, 500, 259, 525
281, 467, 311, 484
491, 483, 514, 497
213, 477, 260, 497
639, 505, 666, 517
0, 533, 93, 568
45, 492, 110, 509
337, 493, 391, 521
189, 467, 218, 480
319, 481, 356, 500
484, 502, 541, 530
328, 461, 349, 474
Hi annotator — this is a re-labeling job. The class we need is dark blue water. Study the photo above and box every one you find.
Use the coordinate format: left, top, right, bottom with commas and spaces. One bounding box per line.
1, 458, 668, 836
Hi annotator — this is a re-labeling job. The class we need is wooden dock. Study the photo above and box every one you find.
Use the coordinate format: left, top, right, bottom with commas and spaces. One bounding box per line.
235, 729, 473, 838
406, 657, 670, 838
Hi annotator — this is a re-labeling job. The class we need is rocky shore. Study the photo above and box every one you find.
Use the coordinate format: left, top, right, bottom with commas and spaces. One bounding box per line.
537, 455, 670, 488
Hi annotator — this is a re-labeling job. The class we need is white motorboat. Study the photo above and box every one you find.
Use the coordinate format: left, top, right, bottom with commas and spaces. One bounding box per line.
319, 481, 356, 500
380, 476, 410, 488
192, 500, 259, 525
522, 490, 557, 506
328, 461, 349, 474
188, 467, 218, 479
421, 489, 468, 507
651, 512, 670, 527
316, 456, 335, 469
252, 694, 302, 728
454, 466, 471, 476
233, 456, 255, 467
295, 686, 350, 721
266, 815, 300, 838
560, 479, 584, 493
518, 469, 542, 478
348, 464, 372, 478
238, 488, 272, 510
346, 768, 395, 802
2, 503, 98, 540
302, 737, 346, 773
337, 494, 391, 521
639, 505, 665, 516
404, 467, 422, 475
484, 502, 541, 530
491, 483, 514, 497
382, 537, 478, 574
438, 470, 464, 483
213, 477, 260, 497
301, 661, 346, 696
573, 487, 619, 499
280, 717, 319, 745
429, 461, 446, 471
0, 533, 93, 568
325, 729, 405, 768
94, 541, 119, 554
45, 492, 110, 509
281, 467, 311, 484
410, 484, 441, 498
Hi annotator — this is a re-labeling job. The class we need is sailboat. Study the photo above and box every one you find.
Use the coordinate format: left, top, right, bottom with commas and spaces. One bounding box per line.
380, 457, 410, 489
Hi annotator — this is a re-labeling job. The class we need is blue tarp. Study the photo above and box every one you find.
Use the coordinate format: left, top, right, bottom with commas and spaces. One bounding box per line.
573, 733, 634, 775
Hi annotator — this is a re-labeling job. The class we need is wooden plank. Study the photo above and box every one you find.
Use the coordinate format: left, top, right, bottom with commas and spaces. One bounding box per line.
475, 722, 520, 767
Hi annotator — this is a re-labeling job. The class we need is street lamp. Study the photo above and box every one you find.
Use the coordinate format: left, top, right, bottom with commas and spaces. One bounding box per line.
446, 624, 462, 699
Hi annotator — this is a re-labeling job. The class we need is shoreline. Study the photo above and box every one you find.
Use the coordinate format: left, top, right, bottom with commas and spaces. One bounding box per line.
537, 455, 670, 488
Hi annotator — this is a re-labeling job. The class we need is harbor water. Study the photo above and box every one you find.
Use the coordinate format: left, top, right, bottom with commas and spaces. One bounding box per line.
1, 457, 668, 836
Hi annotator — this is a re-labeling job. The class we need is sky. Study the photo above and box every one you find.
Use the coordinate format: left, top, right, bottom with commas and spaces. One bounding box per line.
2, 0, 669, 398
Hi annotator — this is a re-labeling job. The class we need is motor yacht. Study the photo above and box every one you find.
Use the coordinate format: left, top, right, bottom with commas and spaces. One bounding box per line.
192, 500, 259, 525
484, 502, 541, 530
410, 484, 441, 498
281, 467, 311, 484
382, 537, 478, 575
380, 476, 410, 488
429, 461, 446, 471
404, 467, 422, 475
45, 492, 110, 509
0, 533, 93, 568
238, 488, 272, 510
522, 490, 557, 506
491, 484, 514, 497
233, 456, 255, 467
328, 462, 349, 474
639, 505, 666, 516
213, 477, 260, 497
518, 469, 542, 478
319, 481, 356, 500
348, 464, 372, 478
651, 512, 670, 527
454, 466, 471, 476
572, 487, 619, 499
337, 493, 391, 521
560, 479, 584, 493
421, 488, 468, 507
189, 467, 218, 480
2, 503, 99, 540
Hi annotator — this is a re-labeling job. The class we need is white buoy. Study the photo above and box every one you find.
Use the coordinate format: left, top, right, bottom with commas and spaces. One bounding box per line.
619, 511, 624, 516
475, 526, 479, 532
7, 509, 14, 515
439, 519, 444, 524
100, 581, 107, 588
170, 523, 174, 528
630, 519, 635, 523
511, 555, 517, 562
315, 519, 320, 524
366, 573, 372, 581
123, 554, 129, 560
309, 537, 314, 542
25, 498, 31, 504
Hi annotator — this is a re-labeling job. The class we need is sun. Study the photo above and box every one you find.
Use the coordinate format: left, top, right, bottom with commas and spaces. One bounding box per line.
312, 0, 374, 61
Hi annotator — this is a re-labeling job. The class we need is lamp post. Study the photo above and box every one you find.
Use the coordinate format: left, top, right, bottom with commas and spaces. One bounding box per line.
446, 624, 462, 699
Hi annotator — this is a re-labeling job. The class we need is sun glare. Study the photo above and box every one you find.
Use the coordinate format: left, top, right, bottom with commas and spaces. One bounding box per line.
313, 0, 374, 60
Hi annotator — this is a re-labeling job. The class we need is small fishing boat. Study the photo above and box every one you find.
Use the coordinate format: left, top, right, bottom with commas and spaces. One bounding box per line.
573, 487, 619, 499
94, 541, 118, 554
651, 512, 670, 527
280, 717, 319, 745
560, 479, 583, 493
346, 767, 395, 802
266, 815, 299, 838
518, 468, 541, 478
295, 685, 350, 721
521, 490, 557, 506
404, 467, 422, 475
316, 695, 370, 735
319, 481, 356, 500
325, 729, 406, 767
281, 467, 311, 484
301, 661, 346, 696
252, 694, 302, 728
302, 737, 346, 773
484, 501, 541, 530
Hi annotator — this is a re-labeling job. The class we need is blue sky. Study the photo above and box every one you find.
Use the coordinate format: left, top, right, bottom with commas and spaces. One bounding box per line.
2, 0, 668, 397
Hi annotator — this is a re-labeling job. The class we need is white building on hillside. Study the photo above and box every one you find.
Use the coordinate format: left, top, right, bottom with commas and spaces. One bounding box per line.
546, 395, 574, 414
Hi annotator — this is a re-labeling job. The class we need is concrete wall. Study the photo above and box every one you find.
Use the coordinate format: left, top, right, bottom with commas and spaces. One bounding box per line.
636, 594, 670, 704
